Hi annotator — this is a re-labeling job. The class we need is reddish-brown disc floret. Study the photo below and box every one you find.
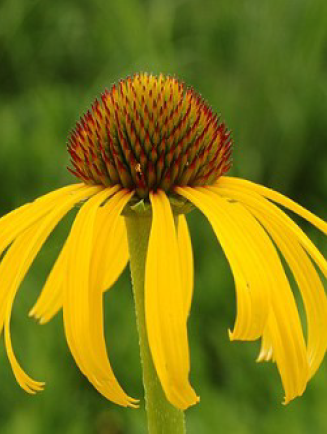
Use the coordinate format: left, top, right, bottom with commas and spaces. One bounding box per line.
67, 73, 232, 199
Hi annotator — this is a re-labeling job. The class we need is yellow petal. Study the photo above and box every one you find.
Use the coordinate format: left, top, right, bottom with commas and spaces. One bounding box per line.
0, 184, 98, 257
0, 186, 99, 333
0, 184, 84, 234
178, 215, 194, 318
29, 239, 68, 322
0, 186, 95, 393
30, 213, 128, 324
215, 185, 327, 278
3, 229, 45, 393
176, 186, 270, 341
257, 325, 274, 363
208, 185, 311, 403
63, 188, 137, 407
218, 177, 327, 235
88, 190, 137, 406
247, 205, 327, 378
147, 190, 198, 410
96, 212, 129, 291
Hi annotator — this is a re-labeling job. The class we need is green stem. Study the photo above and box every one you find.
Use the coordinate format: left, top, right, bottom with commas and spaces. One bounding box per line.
125, 215, 186, 434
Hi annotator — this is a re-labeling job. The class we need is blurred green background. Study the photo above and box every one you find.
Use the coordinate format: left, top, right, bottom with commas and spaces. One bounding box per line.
1, 0, 327, 433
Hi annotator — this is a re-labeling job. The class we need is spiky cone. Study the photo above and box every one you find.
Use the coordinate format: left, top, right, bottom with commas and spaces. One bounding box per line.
67, 73, 232, 201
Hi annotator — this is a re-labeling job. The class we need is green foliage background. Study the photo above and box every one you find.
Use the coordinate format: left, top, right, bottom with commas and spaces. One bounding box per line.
0, 0, 327, 432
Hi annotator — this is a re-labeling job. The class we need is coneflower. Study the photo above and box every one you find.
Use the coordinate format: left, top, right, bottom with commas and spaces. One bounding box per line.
0, 73, 326, 434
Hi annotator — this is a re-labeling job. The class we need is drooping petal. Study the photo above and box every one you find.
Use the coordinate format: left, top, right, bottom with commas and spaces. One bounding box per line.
0, 186, 99, 333
208, 185, 314, 402
88, 190, 136, 406
178, 215, 194, 318
0, 185, 97, 393
62, 188, 137, 407
29, 239, 69, 323
2, 228, 45, 393
95, 213, 129, 291
146, 190, 199, 410
178, 185, 311, 403
30, 212, 128, 324
220, 197, 309, 402
218, 177, 327, 235
0, 184, 87, 256
0, 184, 84, 232
214, 184, 327, 278
244, 204, 327, 378
176, 186, 270, 341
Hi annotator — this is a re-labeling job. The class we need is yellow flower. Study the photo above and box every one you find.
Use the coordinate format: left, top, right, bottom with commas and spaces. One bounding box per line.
0, 73, 326, 410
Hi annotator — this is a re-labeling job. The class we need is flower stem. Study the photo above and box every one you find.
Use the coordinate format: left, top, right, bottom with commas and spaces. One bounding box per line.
125, 215, 186, 434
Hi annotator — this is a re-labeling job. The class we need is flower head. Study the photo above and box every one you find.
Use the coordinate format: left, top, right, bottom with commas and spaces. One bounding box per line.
67, 73, 231, 199
0, 73, 326, 410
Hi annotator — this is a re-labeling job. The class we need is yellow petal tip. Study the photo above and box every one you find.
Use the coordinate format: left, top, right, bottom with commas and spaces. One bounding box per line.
228, 329, 235, 341
28, 309, 35, 318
